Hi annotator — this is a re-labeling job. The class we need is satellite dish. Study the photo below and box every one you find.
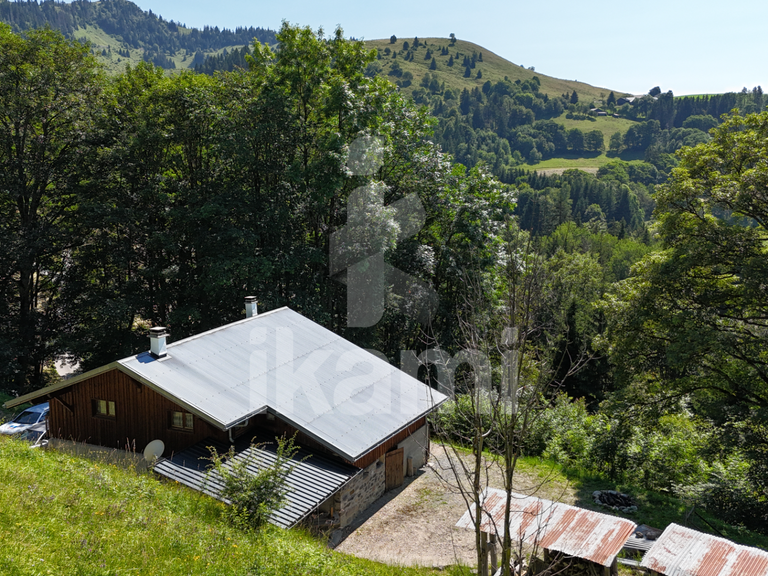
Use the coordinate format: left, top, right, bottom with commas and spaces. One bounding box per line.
143, 439, 165, 462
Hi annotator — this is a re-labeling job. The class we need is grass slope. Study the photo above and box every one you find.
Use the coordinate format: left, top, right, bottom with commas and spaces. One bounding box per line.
514, 456, 768, 550
73, 24, 244, 74
0, 438, 439, 576
364, 37, 626, 105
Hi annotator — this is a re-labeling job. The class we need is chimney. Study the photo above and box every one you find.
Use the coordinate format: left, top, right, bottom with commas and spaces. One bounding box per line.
245, 296, 258, 318
150, 327, 168, 359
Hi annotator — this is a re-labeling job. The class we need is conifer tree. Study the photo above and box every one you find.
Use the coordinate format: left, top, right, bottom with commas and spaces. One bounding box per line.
430, 57, 437, 70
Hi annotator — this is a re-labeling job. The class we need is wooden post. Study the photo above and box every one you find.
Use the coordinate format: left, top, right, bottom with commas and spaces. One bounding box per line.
480, 532, 489, 576
489, 533, 498, 574
406, 456, 413, 477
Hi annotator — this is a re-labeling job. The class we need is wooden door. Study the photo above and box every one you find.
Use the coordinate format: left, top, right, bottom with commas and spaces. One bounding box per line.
385, 447, 404, 491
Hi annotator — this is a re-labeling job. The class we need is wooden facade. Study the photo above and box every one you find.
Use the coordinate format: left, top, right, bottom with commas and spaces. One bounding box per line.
45, 368, 429, 469
47, 369, 228, 455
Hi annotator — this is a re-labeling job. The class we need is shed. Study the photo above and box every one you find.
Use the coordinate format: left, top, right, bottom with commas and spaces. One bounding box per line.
640, 523, 768, 576
455, 488, 637, 575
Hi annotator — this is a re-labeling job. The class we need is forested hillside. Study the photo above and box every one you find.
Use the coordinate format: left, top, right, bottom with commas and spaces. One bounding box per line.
0, 0, 274, 71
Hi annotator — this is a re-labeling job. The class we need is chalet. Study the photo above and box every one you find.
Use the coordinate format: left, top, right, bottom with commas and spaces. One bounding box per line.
5, 299, 447, 527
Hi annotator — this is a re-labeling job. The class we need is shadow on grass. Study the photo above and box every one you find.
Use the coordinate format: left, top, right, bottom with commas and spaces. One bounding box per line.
554, 463, 768, 549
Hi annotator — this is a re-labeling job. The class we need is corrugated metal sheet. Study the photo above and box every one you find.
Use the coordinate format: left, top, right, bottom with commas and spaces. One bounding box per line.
153, 428, 360, 528
640, 523, 768, 576
113, 307, 447, 462
455, 488, 637, 567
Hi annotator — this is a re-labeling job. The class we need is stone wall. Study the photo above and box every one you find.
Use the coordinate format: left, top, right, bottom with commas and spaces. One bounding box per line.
336, 454, 386, 527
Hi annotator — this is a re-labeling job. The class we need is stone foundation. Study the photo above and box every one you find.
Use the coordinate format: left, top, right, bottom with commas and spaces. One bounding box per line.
336, 455, 386, 527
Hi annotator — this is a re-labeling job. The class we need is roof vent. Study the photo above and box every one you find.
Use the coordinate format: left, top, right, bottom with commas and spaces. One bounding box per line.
245, 296, 258, 318
150, 327, 168, 359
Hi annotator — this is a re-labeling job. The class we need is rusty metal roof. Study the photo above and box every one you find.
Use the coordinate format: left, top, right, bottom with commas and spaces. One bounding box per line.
455, 488, 637, 567
640, 523, 768, 576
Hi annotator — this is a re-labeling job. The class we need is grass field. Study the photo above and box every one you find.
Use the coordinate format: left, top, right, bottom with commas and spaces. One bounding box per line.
364, 38, 626, 105
0, 437, 443, 576
522, 149, 645, 172
554, 113, 637, 145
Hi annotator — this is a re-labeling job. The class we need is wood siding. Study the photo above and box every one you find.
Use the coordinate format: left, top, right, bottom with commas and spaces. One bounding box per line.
47, 369, 227, 455
45, 371, 428, 466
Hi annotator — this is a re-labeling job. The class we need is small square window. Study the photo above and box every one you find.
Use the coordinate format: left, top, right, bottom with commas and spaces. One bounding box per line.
170, 410, 194, 431
93, 399, 115, 419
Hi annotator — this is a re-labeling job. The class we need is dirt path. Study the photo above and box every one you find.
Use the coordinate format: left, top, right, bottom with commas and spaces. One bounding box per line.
334, 444, 579, 569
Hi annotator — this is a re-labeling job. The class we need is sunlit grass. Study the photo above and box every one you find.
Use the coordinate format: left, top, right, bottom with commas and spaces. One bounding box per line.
0, 437, 438, 575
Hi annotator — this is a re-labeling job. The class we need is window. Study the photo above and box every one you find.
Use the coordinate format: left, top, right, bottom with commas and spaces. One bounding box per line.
170, 411, 194, 431
93, 399, 116, 419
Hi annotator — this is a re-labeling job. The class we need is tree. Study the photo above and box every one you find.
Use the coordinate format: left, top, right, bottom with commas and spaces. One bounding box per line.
567, 128, 585, 152
448, 55, 454, 67
449, 33, 456, 46
0, 24, 104, 393
464, 65, 471, 78
430, 57, 437, 70
476, 69, 482, 79
206, 435, 301, 529
402, 41, 409, 51
584, 129, 604, 152
608, 131, 623, 154
609, 109, 768, 408
569, 90, 578, 104
390, 34, 397, 43
607, 91, 616, 107
431, 220, 597, 575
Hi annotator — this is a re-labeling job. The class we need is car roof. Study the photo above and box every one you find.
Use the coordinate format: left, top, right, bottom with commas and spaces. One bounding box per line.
24, 402, 49, 413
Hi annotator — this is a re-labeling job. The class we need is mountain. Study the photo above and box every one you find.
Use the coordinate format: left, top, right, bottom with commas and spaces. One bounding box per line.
364, 36, 621, 104
0, 0, 274, 73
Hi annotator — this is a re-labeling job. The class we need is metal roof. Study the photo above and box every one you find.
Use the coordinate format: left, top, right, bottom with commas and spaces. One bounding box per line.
8, 307, 446, 462
153, 430, 360, 528
455, 488, 637, 567
640, 523, 768, 576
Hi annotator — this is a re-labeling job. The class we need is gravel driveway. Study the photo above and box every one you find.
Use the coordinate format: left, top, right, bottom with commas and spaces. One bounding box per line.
334, 444, 578, 569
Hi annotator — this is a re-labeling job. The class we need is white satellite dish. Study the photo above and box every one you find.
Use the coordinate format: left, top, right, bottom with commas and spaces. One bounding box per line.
143, 439, 165, 462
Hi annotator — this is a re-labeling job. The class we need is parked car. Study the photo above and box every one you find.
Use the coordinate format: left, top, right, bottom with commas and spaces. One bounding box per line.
0, 402, 49, 436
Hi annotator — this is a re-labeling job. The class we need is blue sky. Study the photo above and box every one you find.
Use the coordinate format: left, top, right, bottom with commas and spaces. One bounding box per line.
130, 0, 765, 96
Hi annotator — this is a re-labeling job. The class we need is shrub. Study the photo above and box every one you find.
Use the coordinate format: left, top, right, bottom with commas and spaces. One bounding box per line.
207, 434, 300, 529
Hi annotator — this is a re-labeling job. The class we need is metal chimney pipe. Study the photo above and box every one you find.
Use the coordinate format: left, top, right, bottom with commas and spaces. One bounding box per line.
245, 296, 258, 318
150, 327, 168, 359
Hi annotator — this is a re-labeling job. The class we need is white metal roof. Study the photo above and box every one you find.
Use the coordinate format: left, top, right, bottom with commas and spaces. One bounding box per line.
640, 523, 768, 576
455, 488, 638, 567
60, 307, 446, 462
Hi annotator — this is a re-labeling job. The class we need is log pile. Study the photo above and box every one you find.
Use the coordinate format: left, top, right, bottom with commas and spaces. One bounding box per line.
592, 490, 637, 513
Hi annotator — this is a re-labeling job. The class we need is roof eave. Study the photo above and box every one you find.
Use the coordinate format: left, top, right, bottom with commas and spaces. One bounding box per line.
3, 362, 123, 409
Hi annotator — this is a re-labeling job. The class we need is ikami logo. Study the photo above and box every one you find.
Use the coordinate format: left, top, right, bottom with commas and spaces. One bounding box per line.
329, 135, 437, 328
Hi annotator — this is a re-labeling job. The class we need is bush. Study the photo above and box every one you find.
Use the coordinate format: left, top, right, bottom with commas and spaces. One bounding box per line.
207, 434, 300, 529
